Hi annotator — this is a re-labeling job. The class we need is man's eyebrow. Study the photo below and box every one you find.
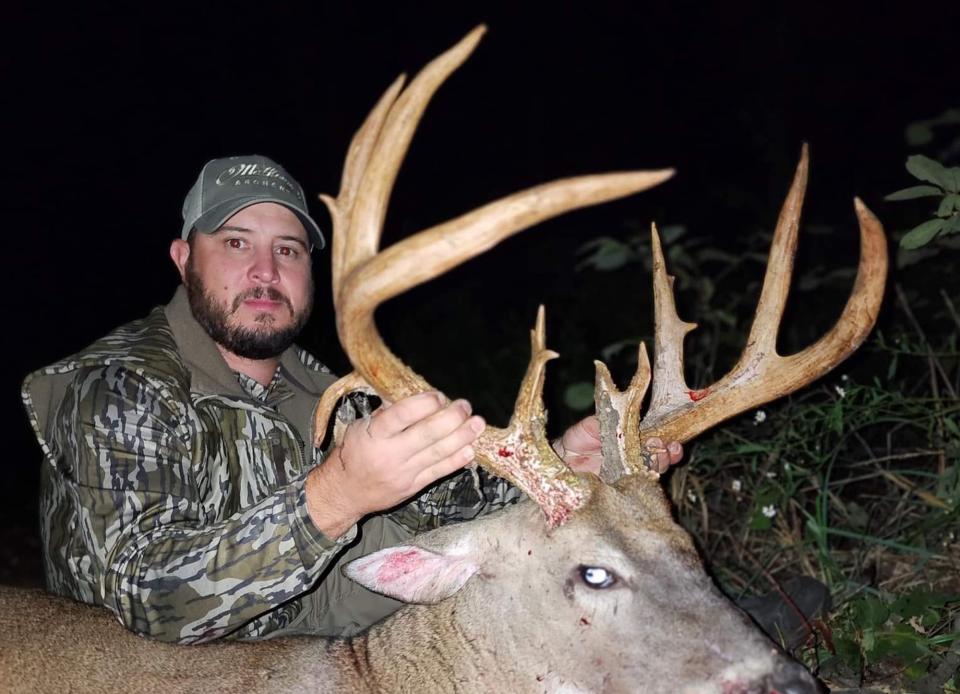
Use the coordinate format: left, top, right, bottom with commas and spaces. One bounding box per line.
216, 226, 310, 250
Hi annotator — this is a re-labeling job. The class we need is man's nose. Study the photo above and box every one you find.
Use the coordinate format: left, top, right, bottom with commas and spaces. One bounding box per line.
249, 248, 279, 283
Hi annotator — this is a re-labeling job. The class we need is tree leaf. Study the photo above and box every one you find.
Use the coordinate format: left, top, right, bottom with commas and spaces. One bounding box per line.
834, 635, 863, 670
906, 155, 954, 190
937, 194, 960, 217
748, 511, 771, 530
944, 214, 960, 235
895, 244, 941, 269
659, 224, 687, 244
884, 185, 943, 201
900, 218, 945, 249
563, 382, 596, 412
575, 238, 634, 271
852, 597, 890, 629
890, 589, 959, 618
905, 123, 933, 146
871, 625, 931, 664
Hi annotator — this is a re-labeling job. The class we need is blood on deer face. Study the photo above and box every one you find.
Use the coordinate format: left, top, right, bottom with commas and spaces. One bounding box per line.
346, 476, 820, 694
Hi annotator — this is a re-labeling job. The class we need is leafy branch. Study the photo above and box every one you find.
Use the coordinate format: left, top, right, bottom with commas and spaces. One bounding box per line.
886, 155, 960, 249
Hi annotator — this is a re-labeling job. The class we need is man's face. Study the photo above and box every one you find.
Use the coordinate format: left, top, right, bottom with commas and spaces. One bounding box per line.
171, 202, 314, 359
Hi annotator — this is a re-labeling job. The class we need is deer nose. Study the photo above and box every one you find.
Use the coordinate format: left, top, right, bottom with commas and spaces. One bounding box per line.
766, 659, 822, 694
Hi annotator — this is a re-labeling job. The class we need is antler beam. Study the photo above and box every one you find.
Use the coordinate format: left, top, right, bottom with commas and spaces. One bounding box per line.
314, 26, 674, 526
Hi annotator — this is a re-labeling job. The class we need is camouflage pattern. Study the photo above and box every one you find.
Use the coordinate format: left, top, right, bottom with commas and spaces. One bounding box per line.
22, 287, 520, 644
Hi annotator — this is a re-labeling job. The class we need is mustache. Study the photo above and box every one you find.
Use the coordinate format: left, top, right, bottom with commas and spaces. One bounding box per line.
231, 286, 294, 314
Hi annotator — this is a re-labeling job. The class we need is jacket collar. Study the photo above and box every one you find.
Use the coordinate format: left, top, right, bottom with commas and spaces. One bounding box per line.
164, 285, 250, 398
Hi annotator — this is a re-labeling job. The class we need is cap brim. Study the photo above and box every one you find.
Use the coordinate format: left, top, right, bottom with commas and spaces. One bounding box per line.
189, 196, 326, 250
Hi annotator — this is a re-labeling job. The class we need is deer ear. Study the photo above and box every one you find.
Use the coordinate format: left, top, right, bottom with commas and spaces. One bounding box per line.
344, 544, 480, 604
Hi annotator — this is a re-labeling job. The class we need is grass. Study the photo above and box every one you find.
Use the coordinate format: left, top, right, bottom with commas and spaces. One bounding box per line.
665, 303, 960, 691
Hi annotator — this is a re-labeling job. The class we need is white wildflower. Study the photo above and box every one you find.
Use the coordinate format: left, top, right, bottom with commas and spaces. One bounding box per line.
731, 479, 742, 493
834, 385, 846, 398
687, 490, 698, 503
753, 410, 767, 425
762, 504, 777, 518
766, 471, 777, 479
841, 374, 849, 382
783, 462, 791, 472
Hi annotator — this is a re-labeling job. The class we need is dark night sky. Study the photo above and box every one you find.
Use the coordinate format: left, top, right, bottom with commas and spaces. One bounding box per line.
4, 2, 958, 536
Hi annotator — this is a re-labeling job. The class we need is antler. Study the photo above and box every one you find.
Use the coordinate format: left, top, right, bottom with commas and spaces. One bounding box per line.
312, 25, 674, 526
594, 145, 888, 483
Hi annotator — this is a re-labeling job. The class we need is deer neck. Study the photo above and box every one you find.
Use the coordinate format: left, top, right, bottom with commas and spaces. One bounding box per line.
352, 602, 501, 693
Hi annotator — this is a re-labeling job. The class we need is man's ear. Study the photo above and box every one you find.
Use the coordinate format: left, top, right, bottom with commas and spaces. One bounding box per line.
169, 239, 190, 283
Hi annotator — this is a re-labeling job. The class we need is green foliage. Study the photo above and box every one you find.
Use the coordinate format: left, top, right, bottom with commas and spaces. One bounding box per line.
904, 109, 960, 148
886, 109, 960, 250
825, 589, 959, 682
563, 381, 596, 411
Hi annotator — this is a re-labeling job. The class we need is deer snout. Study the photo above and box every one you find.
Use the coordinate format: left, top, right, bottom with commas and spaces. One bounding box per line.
765, 657, 822, 694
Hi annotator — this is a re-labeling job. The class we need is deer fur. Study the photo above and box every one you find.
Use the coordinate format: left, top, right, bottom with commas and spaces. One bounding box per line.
0, 476, 818, 693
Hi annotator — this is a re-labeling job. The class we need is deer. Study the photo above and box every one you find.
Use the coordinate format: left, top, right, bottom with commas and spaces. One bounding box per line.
0, 26, 887, 694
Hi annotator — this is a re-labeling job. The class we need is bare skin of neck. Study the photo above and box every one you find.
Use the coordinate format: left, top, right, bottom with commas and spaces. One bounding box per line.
216, 343, 279, 387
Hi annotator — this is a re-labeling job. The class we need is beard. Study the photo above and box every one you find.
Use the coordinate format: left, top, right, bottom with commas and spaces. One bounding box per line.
184, 261, 313, 360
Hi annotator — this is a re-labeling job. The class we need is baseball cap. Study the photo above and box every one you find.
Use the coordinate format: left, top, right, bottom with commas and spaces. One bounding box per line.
181, 155, 325, 249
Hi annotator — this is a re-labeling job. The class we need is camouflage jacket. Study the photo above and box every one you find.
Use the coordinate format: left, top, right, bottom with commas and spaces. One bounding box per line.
22, 286, 520, 643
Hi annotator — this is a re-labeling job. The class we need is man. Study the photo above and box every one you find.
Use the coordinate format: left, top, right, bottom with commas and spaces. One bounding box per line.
22, 155, 682, 644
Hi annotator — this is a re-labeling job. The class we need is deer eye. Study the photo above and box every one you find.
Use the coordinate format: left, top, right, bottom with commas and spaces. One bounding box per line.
579, 565, 617, 589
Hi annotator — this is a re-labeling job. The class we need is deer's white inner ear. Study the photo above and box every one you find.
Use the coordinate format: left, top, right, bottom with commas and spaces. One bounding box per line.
345, 545, 480, 604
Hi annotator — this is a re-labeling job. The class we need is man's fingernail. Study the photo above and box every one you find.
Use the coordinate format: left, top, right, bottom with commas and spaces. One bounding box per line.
462, 446, 475, 461
469, 417, 485, 433
455, 399, 472, 416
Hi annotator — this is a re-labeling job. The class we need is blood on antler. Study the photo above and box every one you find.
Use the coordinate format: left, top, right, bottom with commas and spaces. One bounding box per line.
313, 26, 888, 527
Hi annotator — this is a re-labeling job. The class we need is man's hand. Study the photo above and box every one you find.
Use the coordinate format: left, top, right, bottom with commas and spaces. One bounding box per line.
305, 392, 484, 539
554, 415, 683, 475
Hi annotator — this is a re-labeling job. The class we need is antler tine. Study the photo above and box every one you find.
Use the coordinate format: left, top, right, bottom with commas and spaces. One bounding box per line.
475, 305, 590, 528
647, 223, 699, 415
319, 74, 407, 303
594, 343, 652, 484
314, 27, 490, 443
343, 26, 487, 280
743, 143, 809, 356
619, 146, 887, 457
